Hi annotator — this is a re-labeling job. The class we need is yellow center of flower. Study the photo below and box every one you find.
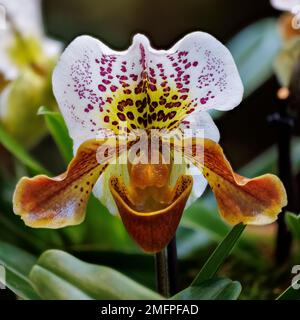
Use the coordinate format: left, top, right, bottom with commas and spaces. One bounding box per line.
99, 83, 192, 135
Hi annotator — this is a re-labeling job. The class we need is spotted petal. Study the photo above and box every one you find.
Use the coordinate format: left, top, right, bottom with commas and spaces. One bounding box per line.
13, 138, 126, 228
179, 138, 287, 225
53, 33, 242, 151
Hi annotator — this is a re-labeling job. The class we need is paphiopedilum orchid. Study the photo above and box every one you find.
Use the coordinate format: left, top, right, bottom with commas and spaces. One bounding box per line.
13, 33, 287, 252
0, 0, 61, 147
271, 0, 300, 86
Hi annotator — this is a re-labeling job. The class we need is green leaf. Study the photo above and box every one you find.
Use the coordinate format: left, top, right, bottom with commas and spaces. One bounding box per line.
182, 200, 230, 241
63, 195, 138, 251
0, 122, 49, 175
277, 281, 300, 300
176, 226, 212, 259
38, 106, 73, 164
29, 249, 162, 300
192, 223, 246, 285
171, 278, 241, 300
285, 212, 300, 240
228, 17, 281, 99
0, 211, 51, 252
182, 200, 257, 264
69, 249, 155, 290
0, 241, 40, 299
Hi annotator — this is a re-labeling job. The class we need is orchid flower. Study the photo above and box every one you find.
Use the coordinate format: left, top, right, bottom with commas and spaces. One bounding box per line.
271, 0, 300, 40
0, 0, 61, 147
13, 33, 287, 252
271, 0, 300, 86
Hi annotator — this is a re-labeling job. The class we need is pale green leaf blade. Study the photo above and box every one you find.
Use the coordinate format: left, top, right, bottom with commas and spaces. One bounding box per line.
171, 278, 241, 300
211, 18, 282, 119
38, 106, 73, 164
192, 223, 246, 285
228, 17, 281, 99
285, 211, 300, 240
0, 123, 48, 175
277, 281, 300, 300
0, 241, 40, 299
30, 250, 162, 300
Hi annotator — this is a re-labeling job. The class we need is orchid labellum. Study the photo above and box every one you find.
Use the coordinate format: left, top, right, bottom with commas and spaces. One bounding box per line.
13, 33, 287, 252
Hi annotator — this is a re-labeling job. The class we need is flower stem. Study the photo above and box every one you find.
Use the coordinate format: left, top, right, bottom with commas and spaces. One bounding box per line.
167, 237, 178, 295
155, 236, 178, 297
155, 248, 169, 297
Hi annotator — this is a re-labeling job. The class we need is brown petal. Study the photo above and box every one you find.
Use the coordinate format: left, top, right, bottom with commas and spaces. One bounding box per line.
279, 13, 300, 41
13, 138, 123, 228
181, 138, 287, 225
109, 175, 193, 252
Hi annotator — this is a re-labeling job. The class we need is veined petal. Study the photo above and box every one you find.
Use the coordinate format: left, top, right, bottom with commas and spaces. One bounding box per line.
109, 175, 193, 252
179, 138, 287, 225
13, 139, 125, 228
271, 0, 300, 11
170, 111, 219, 208
53, 33, 241, 149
